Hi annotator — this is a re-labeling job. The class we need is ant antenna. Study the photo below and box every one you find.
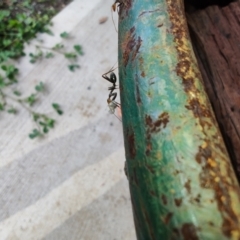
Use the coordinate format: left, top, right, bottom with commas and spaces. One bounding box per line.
111, 7, 118, 33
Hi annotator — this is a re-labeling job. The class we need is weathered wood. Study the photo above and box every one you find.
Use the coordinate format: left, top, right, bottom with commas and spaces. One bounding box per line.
187, 1, 240, 181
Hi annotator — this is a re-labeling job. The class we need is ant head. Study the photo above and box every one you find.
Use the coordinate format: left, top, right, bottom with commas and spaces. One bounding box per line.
110, 72, 117, 83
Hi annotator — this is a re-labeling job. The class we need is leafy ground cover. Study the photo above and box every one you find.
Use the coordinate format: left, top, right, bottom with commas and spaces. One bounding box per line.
0, 0, 84, 139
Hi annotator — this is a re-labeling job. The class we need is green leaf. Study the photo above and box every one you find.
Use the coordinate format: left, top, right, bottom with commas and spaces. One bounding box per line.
39, 121, 46, 126
45, 52, 54, 58
52, 103, 63, 115
0, 10, 10, 21
52, 43, 64, 50
47, 118, 55, 128
33, 113, 40, 122
29, 129, 41, 139
25, 94, 36, 106
43, 126, 48, 133
13, 90, 21, 96
1, 65, 19, 81
64, 52, 77, 59
60, 31, 69, 38
68, 64, 80, 72
74, 45, 84, 55
7, 107, 17, 114
35, 82, 44, 92
3, 39, 12, 47
0, 103, 5, 111
0, 77, 6, 88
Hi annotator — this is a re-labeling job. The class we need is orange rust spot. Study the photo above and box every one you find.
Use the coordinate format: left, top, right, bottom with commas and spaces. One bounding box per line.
184, 179, 191, 194
207, 158, 217, 167
135, 74, 142, 104
194, 194, 201, 203
181, 223, 199, 240
146, 143, 152, 156
164, 212, 173, 225
127, 128, 136, 159
174, 198, 182, 207
196, 143, 240, 237
158, 112, 170, 128
161, 194, 167, 205
209, 221, 214, 226
113, 0, 132, 17
145, 115, 153, 127
121, 27, 142, 67
141, 71, 145, 77
150, 190, 157, 197
144, 113, 169, 156
185, 98, 211, 119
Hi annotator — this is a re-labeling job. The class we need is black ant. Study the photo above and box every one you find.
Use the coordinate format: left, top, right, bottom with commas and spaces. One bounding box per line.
102, 68, 121, 118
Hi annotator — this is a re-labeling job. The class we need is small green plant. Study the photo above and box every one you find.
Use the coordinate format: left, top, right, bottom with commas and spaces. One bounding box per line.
0, 80, 63, 138
0, 0, 80, 139
29, 38, 84, 72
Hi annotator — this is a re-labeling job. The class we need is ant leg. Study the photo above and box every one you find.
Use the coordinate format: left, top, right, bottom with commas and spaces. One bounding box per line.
102, 72, 117, 84
109, 92, 117, 101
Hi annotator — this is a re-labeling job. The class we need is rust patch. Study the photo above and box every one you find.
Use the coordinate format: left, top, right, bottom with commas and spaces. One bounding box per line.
146, 143, 152, 156
209, 221, 214, 226
145, 113, 169, 155
194, 194, 201, 203
138, 56, 145, 78
145, 115, 153, 127
185, 98, 211, 119
145, 112, 170, 133
184, 179, 191, 194
126, 127, 136, 159
166, 1, 217, 132
174, 198, 182, 207
135, 74, 142, 104
132, 37, 142, 61
181, 223, 199, 240
115, 0, 133, 18
164, 212, 173, 225
167, 1, 240, 236
150, 190, 157, 197
196, 143, 239, 237
122, 27, 142, 67
161, 194, 167, 205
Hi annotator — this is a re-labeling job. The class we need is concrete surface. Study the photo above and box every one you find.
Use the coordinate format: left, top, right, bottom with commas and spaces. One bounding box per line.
0, 0, 135, 239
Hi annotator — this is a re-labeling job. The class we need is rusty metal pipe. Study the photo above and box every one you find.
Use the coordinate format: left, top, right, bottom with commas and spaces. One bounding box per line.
117, 0, 240, 239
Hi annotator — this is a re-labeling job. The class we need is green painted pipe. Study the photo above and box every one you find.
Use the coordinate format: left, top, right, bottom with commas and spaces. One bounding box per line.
117, 0, 240, 239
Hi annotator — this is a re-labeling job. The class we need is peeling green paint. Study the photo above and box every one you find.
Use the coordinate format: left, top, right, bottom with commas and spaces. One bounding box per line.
117, 0, 240, 239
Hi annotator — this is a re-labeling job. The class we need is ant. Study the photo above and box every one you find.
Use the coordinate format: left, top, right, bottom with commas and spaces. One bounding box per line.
102, 67, 121, 119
